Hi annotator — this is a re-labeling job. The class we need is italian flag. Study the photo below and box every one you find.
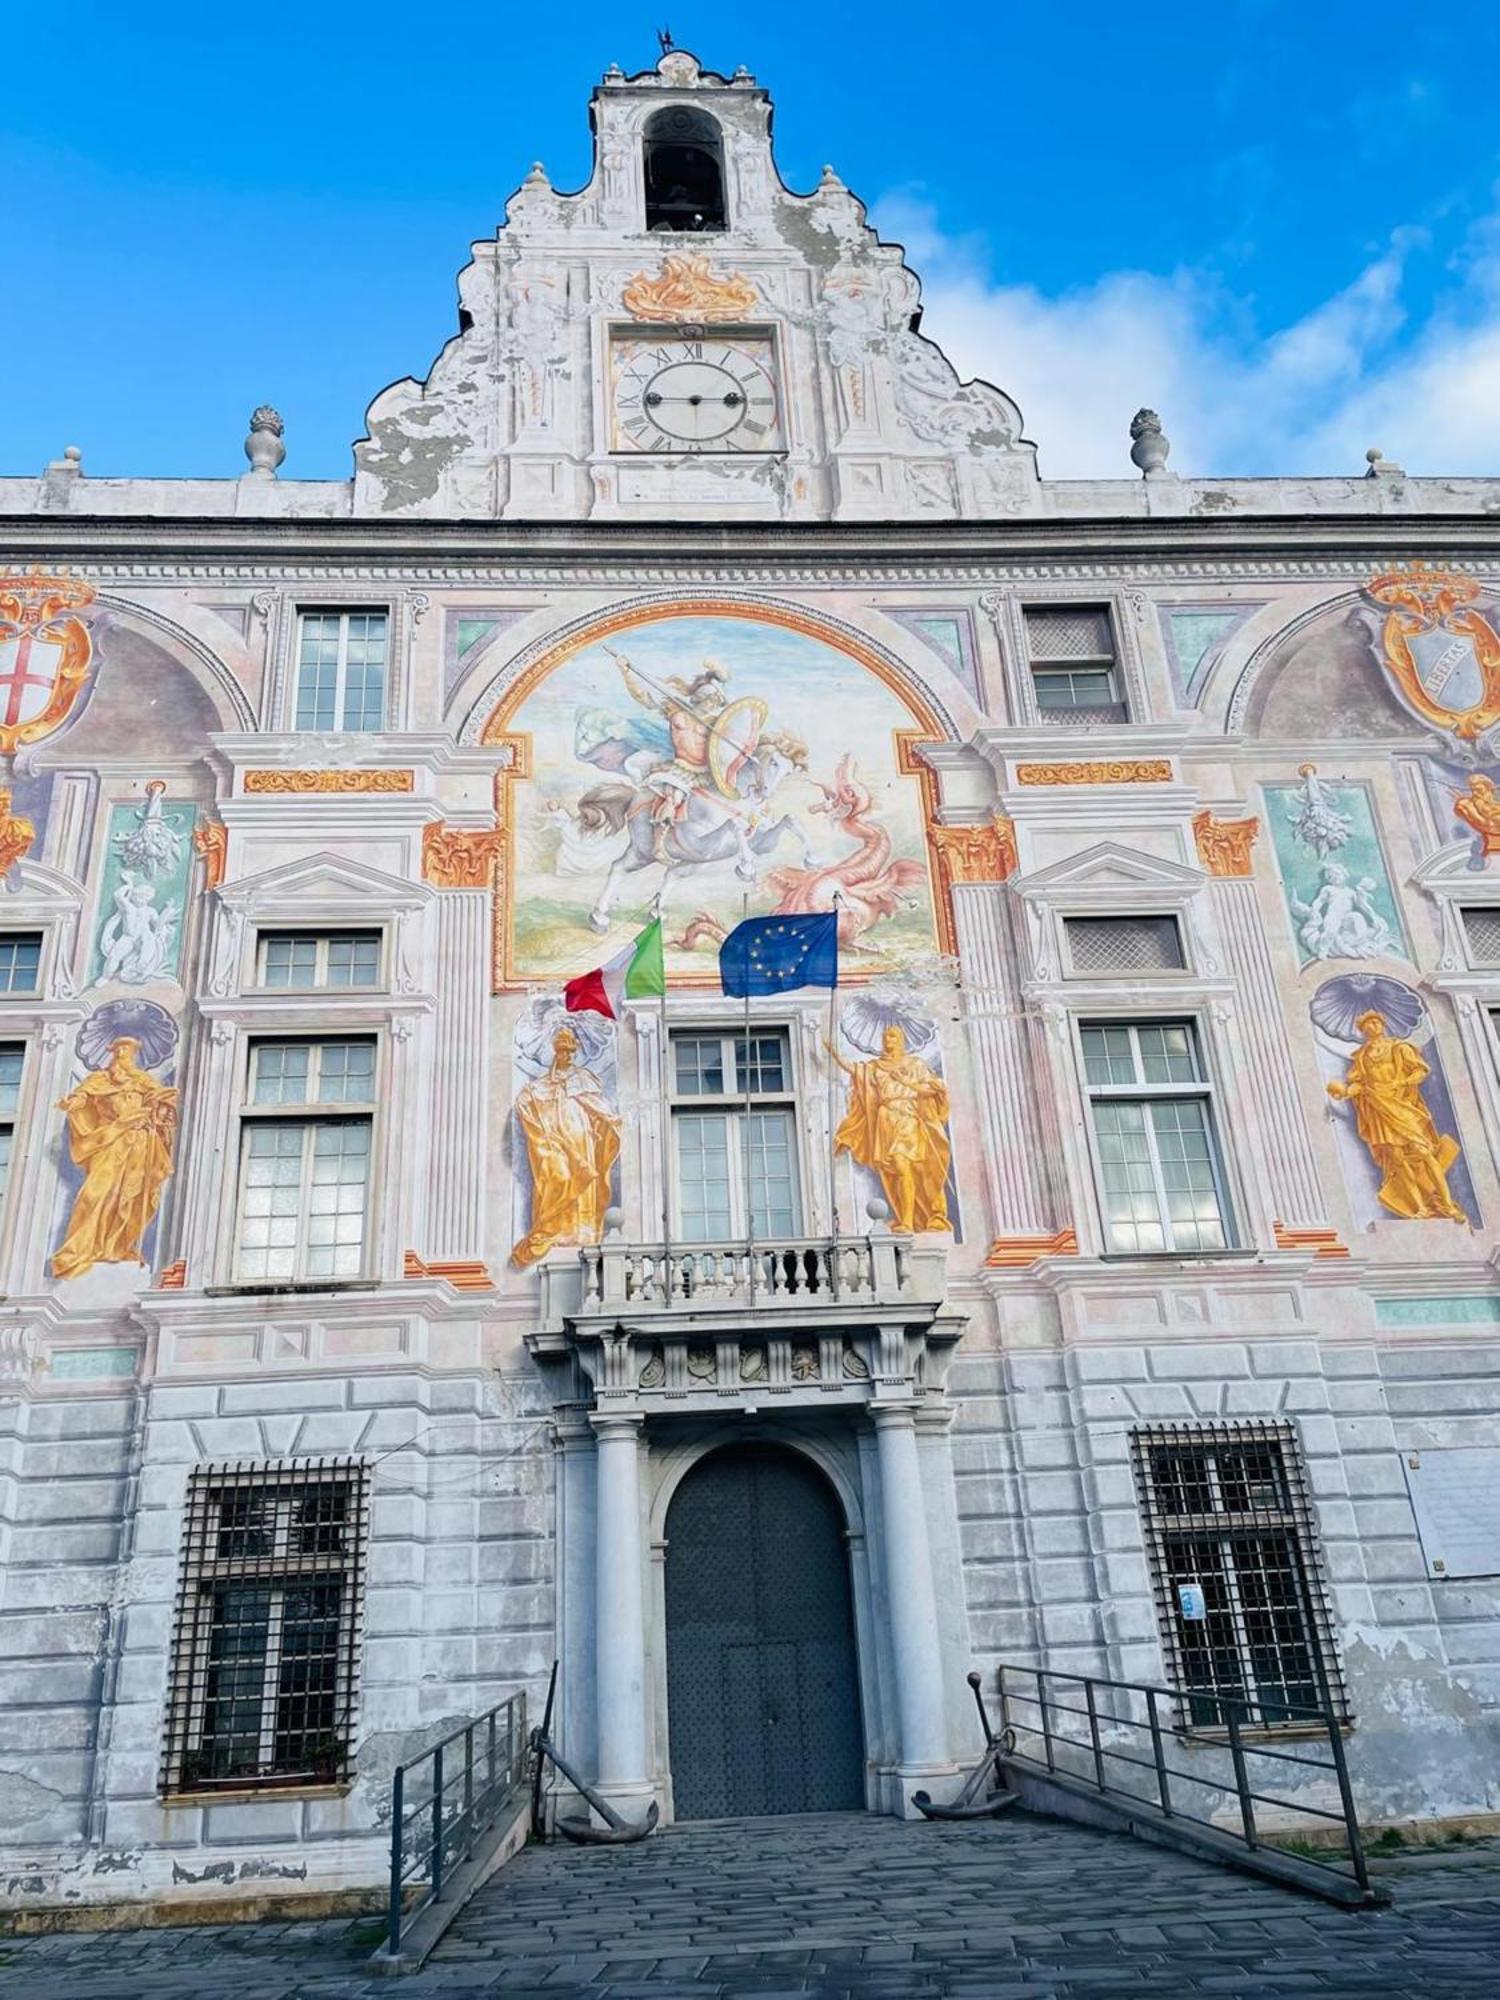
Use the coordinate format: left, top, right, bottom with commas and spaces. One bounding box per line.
563, 919, 666, 1019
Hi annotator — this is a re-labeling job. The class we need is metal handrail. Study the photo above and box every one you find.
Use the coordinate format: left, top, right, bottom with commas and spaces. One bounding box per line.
995, 1662, 1370, 1897
385, 1691, 528, 1956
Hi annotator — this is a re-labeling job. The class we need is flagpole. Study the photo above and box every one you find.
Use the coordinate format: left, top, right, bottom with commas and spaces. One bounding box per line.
742, 891, 756, 1310
652, 894, 671, 1297
827, 896, 841, 1299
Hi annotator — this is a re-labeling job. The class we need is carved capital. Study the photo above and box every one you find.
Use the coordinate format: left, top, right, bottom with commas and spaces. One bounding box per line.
192, 818, 227, 891
422, 822, 503, 889
931, 814, 1018, 889
1192, 810, 1260, 877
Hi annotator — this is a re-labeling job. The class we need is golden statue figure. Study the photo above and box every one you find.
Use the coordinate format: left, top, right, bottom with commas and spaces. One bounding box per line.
512, 1026, 622, 1267
828, 1025, 952, 1234
52, 1037, 179, 1280
1453, 772, 1500, 861
1325, 1011, 1466, 1223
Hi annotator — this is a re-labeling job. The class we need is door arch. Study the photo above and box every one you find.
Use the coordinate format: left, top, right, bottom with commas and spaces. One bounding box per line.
664, 1443, 864, 1820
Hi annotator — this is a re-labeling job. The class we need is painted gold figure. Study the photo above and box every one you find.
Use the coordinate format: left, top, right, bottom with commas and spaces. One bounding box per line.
828, 1025, 952, 1233
1453, 773, 1500, 860
52, 1038, 179, 1280
512, 1026, 622, 1267
1325, 1011, 1466, 1222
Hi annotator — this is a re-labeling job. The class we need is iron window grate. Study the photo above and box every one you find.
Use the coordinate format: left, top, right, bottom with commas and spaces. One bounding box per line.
1460, 906, 1500, 966
161, 1456, 371, 1795
1130, 1419, 1350, 1732
1025, 606, 1116, 661
1066, 915, 1185, 974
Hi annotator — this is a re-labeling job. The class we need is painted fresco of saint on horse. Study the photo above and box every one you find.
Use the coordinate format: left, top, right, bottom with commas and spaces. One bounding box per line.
506, 612, 940, 982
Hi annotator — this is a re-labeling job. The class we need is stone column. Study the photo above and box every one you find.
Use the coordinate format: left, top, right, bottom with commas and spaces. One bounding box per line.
873, 1400, 957, 1811
591, 1412, 653, 1812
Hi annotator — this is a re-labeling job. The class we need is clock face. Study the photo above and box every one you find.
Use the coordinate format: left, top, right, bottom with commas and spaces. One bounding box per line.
612, 335, 782, 453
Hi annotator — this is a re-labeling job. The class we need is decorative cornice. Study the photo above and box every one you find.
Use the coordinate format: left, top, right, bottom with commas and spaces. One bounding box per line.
403, 1250, 495, 1292
191, 818, 227, 890
1192, 810, 1260, 877
1015, 759, 1173, 787
422, 823, 503, 888
242, 768, 415, 794
930, 814, 1018, 887
984, 1229, 1079, 1269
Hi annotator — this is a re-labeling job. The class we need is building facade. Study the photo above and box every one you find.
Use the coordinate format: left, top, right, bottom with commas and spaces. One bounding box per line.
1, 47, 1498, 1919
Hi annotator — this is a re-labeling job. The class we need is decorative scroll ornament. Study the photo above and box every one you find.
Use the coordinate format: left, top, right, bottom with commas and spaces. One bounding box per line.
621, 252, 758, 322
1192, 810, 1260, 878
243, 769, 414, 794
191, 818, 227, 891
1016, 759, 1173, 787
930, 814, 1018, 887
0, 569, 96, 754
0, 787, 36, 881
1366, 564, 1500, 750
422, 822, 503, 888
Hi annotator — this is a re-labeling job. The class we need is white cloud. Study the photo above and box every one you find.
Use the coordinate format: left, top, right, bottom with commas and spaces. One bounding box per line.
872, 192, 1500, 480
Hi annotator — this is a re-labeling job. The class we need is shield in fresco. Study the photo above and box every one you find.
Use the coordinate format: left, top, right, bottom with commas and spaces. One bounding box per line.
0, 571, 96, 754
1366, 564, 1500, 749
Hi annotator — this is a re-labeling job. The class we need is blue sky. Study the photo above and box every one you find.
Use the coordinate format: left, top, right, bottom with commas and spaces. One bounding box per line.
5, 1, 1500, 481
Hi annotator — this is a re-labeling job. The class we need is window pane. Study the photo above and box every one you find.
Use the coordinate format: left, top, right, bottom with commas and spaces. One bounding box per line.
201, 1583, 273, 1780
735, 1030, 788, 1095
742, 1107, 800, 1238
675, 1111, 733, 1240
1081, 1024, 1137, 1087
295, 615, 341, 733
250, 1042, 312, 1106
316, 1039, 376, 1103
1138, 1021, 1202, 1085
239, 1123, 307, 1280
325, 933, 381, 987
0, 1043, 23, 1118
274, 1580, 343, 1774
261, 935, 318, 988
1148, 1098, 1227, 1251
1034, 667, 1119, 711
673, 1035, 726, 1096
305, 1121, 369, 1277
0, 933, 42, 993
1092, 1099, 1166, 1253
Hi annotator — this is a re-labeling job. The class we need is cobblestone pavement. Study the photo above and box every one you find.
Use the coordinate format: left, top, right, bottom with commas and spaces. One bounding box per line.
3, 1813, 1500, 1998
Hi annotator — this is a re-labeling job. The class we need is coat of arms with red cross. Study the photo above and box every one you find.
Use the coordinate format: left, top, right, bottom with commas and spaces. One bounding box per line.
0, 569, 96, 753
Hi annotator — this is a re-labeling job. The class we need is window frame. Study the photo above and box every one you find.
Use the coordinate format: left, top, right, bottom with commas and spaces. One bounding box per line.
1077, 1015, 1237, 1257
1023, 602, 1128, 723
232, 1033, 381, 1287
1460, 903, 1500, 970
161, 1457, 371, 1796
253, 927, 387, 993
291, 607, 390, 734
1130, 1419, 1350, 1737
667, 1023, 807, 1243
0, 1038, 26, 1212
0, 930, 45, 998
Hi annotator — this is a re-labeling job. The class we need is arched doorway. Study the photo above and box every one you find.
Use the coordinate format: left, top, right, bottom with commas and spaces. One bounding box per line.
664, 1443, 864, 1820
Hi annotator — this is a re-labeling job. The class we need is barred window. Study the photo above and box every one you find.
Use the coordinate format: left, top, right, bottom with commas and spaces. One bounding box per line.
1081, 1019, 1232, 1253
0, 932, 43, 994
1025, 605, 1126, 723
236, 1037, 378, 1283
257, 929, 383, 990
0, 1042, 23, 1203
1065, 915, 1185, 975
294, 610, 388, 732
1131, 1420, 1348, 1732
162, 1458, 370, 1794
1461, 906, 1500, 967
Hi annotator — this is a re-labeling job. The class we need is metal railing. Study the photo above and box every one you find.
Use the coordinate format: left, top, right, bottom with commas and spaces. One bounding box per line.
996, 1662, 1372, 1900
386, 1691, 528, 1955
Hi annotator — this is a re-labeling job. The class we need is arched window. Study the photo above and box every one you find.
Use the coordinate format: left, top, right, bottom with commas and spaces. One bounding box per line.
642, 107, 727, 233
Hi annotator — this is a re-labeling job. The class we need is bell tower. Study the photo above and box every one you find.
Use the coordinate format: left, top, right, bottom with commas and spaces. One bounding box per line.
353, 49, 1038, 522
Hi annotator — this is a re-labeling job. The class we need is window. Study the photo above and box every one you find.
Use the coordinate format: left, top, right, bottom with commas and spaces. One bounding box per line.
1081, 1019, 1232, 1253
1065, 915, 1185, 975
1025, 605, 1126, 722
643, 106, 727, 232
0, 1043, 23, 1202
236, 1037, 377, 1283
670, 1027, 801, 1240
1461, 906, 1500, 967
1131, 1421, 1348, 1731
0, 932, 43, 995
162, 1458, 370, 1794
256, 930, 382, 990
293, 611, 388, 732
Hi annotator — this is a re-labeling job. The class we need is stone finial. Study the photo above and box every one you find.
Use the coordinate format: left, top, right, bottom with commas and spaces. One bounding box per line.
1365, 445, 1405, 479
244, 406, 285, 478
1130, 407, 1171, 477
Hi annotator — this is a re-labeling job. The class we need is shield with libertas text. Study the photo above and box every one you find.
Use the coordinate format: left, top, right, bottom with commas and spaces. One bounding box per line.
1366, 564, 1500, 752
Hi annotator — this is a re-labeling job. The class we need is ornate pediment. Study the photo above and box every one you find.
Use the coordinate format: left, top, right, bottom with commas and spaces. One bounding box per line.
1011, 841, 1207, 909
214, 849, 431, 919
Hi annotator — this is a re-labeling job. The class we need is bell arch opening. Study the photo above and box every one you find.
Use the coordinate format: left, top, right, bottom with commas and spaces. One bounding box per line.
643, 107, 727, 233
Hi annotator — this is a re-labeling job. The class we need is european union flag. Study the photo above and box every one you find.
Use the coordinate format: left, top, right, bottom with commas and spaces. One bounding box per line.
719, 912, 839, 997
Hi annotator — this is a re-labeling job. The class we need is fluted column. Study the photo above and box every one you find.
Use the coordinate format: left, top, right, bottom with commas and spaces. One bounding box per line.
429, 890, 489, 1257
592, 1413, 653, 1810
873, 1399, 955, 1808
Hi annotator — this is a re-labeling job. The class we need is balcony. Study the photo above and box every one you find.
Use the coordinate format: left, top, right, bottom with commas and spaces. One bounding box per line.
531, 1230, 959, 1412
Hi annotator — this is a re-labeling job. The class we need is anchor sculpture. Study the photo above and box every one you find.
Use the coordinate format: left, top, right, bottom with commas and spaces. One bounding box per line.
913, 1670, 1019, 1820
529, 1662, 659, 1845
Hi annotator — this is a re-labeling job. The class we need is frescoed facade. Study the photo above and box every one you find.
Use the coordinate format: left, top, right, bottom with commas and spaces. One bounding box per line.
2, 46, 1500, 1922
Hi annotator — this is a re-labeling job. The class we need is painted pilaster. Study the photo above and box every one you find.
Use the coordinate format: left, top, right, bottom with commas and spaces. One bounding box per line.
429, 890, 490, 1258
592, 1411, 653, 1813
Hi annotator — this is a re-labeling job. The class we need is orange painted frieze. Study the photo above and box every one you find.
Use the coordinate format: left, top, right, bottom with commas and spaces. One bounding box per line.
1015, 759, 1173, 787
243, 769, 414, 794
